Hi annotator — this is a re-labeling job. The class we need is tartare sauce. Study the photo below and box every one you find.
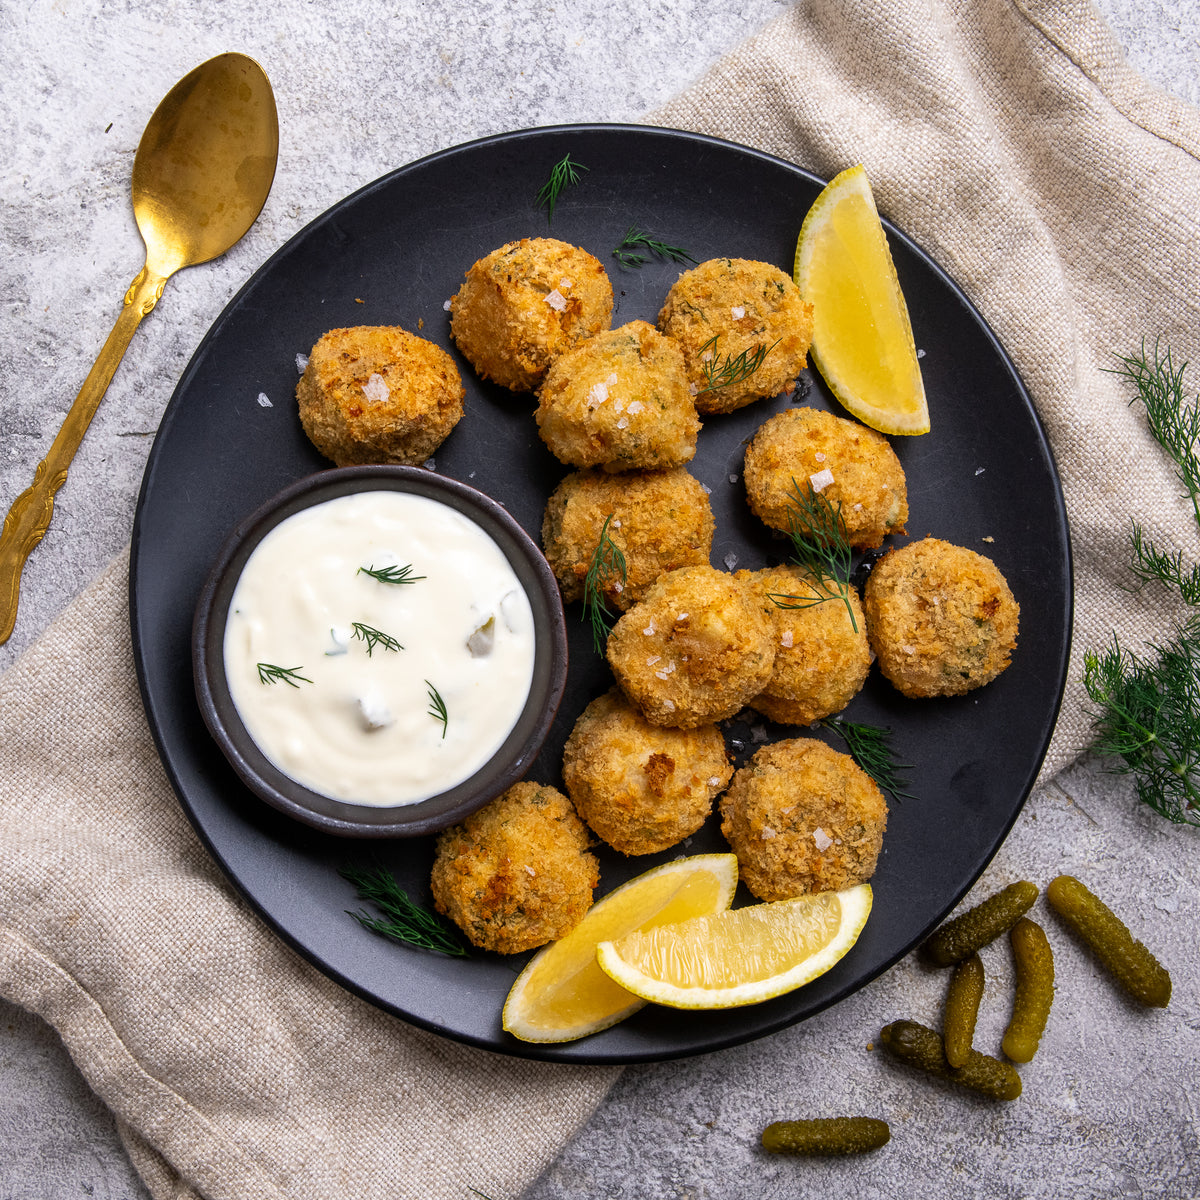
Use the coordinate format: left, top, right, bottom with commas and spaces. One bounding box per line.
223, 490, 536, 807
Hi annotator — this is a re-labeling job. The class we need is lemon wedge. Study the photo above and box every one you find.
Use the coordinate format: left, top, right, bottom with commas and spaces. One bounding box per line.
794, 164, 929, 435
502, 853, 739, 1043
595, 883, 872, 1009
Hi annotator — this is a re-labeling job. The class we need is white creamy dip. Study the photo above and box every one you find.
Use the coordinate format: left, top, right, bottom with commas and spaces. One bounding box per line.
223, 490, 536, 807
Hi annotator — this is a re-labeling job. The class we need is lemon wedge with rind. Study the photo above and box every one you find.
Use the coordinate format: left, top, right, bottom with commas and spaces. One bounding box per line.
595, 883, 872, 1010
795, 165, 929, 435
502, 853, 739, 1043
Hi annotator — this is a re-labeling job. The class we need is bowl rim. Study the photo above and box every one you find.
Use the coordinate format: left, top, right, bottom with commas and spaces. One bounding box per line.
192, 464, 568, 837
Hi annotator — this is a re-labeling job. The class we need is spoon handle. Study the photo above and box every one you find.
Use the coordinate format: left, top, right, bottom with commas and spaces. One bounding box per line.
0, 264, 169, 644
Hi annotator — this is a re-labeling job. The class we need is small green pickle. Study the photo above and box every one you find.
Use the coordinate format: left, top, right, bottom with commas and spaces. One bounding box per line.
880, 1019, 1022, 1101
943, 952, 985, 1068
1002, 917, 1054, 1063
1046, 875, 1172, 1007
762, 1117, 890, 1156
922, 881, 1039, 966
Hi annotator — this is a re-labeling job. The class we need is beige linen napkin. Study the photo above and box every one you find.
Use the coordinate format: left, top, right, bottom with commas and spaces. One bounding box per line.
3, 3, 1200, 1199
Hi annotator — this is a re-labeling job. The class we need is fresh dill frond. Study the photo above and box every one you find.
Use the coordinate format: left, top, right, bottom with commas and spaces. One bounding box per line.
351, 622, 404, 657
695, 335, 779, 395
582, 513, 627, 654
1083, 620, 1200, 827
535, 153, 587, 221
339, 864, 468, 956
780, 478, 858, 631
426, 680, 449, 738
358, 562, 425, 585
1108, 339, 1200, 527
612, 226, 696, 269
820, 717, 915, 804
256, 662, 312, 687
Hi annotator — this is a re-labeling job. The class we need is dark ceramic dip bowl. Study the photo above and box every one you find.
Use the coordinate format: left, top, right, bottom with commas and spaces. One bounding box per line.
192, 464, 568, 837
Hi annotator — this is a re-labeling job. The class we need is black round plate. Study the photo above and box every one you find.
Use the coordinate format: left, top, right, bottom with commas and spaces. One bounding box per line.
130, 124, 1072, 1065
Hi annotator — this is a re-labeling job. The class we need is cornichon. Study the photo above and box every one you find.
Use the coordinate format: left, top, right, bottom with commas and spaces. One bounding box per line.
922, 881, 1039, 966
1045, 875, 1171, 1007
1002, 917, 1054, 1063
762, 1117, 890, 1155
880, 1019, 1022, 1101
943, 952, 985, 1068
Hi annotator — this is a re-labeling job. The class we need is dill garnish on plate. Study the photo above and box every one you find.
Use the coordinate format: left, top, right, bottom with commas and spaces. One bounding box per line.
340, 864, 467, 956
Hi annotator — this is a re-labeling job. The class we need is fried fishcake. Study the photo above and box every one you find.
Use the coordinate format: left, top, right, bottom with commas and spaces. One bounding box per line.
742, 406, 908, 550
430, 781, 599, 954
736, 564, 871, 725
562, 688, 732, 856
296, 325, 464, 466
541, 467, 714, 611
606, 565, 775, 729
719, 737, 887, 901
863, 537, 1019, 698
449, 238, 613, 392
657, 257, 813, 415
535, 320, 700, 470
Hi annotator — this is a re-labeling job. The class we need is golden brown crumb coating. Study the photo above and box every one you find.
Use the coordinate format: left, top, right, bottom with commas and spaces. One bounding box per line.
736, 564, 871, 725
430, 781, 599, 954
296, 326, 465, 466
657, 257, 813, 415
541, 467, 715, 611
862, 537, 1019, 698
449, 238, 613, 392
719, 738, 887, 901
742, 407, 908, 550
606, 565, 775, 729
562, 688, 733, 856
535, 320, 700, 470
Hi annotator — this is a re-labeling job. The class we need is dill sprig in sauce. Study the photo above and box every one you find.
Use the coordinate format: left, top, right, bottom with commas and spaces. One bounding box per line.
351, 621, 404, 657
612, 226, 696, 269
535, 153, 587, 221
256, 662, 312, 687
426, 680, 449, 738
340, 864, 467, 956
357, 562, 425, 585
1084, 341, 1200, 827
770, 478, 858, 632
582, 513, 628, 654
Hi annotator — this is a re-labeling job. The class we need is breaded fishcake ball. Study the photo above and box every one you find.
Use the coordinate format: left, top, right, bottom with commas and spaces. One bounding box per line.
296, 326, 464, 466
863, 537, 1019, 698
542, 467, 714, 611
430, 781, 599, 954
607, 565, 775, 729
719, 738, 887, 901
449, 238, 613, 392
743, 407, 908, 550
535, 321, 700, 470
736, 564, 871, 725
562, 688, 733, 856
657, 257, 813, 415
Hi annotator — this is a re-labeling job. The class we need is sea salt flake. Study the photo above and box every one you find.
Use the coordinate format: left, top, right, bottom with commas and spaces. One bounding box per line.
729, 474, 739, 484
544, 289, 568, 311
663, 699, 675, 711
814, 451, 826, 462
675, 612, 690, 622
588, 382, 609, 405
761, 826, 777, 840
708, 777, 722, 787
627, 401, 645, 414
781, 630, 794, 648
525, 865, 537, 877
723, 552, 738, 570
256, 392, 273, 408
295, 353, 309, 373
560, 277, 574, 289
813, 827, 833, 851
443, 299, 452, 311
809, 467, 835, 492
362, 373, 390, 404
917, 348, 926, 359
646, 655, 661, 666
731, 305, 746, 319
975, 467, 986, 476
617, 417, 629, 429
643, 621, 657, 635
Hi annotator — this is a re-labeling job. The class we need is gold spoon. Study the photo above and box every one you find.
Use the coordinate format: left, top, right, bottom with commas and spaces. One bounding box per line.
0, 52, 279, 644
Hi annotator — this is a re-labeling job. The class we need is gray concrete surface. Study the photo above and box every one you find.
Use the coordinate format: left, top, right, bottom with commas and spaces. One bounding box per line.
2, 1, 1198, 1197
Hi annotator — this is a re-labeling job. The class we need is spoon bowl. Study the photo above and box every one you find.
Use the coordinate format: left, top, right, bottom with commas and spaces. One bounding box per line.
0, 53, 279, 643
